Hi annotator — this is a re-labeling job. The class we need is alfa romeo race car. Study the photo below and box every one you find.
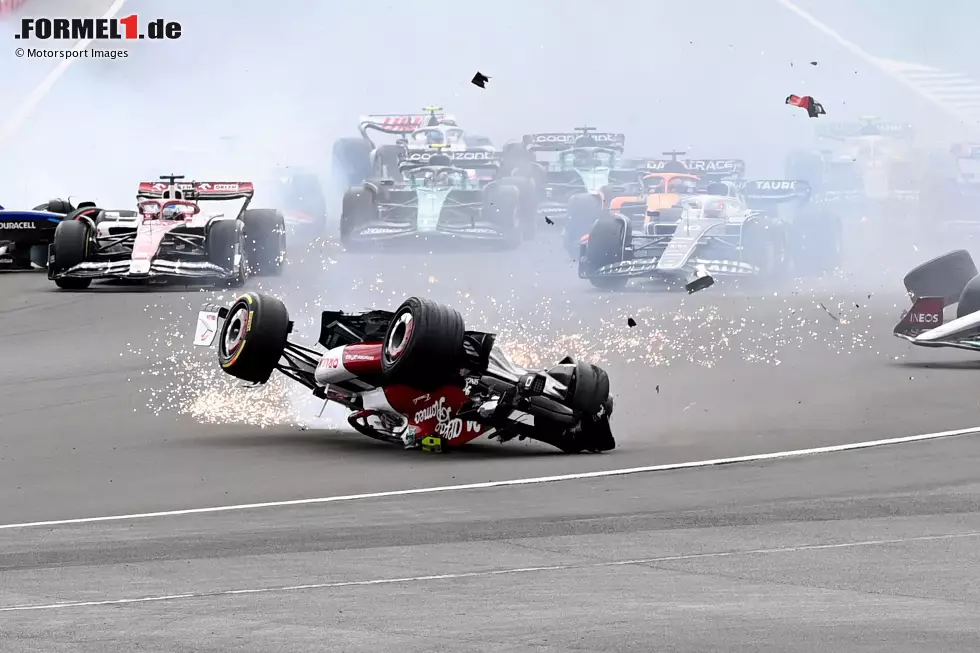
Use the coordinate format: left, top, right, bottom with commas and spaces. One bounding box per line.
0, 198, 87, 270
893, 249, 980, 351
578, 177, 843, 291
339, 148, 535, 249
46, 175, 286, 290
332, 107, 495, 186
193, 292, 615, 454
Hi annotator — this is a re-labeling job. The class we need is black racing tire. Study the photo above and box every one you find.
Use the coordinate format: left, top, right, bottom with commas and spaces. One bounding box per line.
380, 296, 465, 390
483, 182, 521, 249
217, 292, 290, 384
242, 209, 286, 277
567, 359, 611, 416
332, 138, 373, 188
50, 219, 92, 289
499, 175, 538, 239
903, 249, 978, 307
581, 216, 629, 291
34, 198, 74, 215
340, 188, 379, 247
565, 192, 602, 258
790, 205, 843, 277
957, 273, 980, 318
207, 219, 245, 287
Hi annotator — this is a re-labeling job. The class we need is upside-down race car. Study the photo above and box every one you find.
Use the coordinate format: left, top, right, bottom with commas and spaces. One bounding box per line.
194, 293, 616, 453
46, 175, 286, 290
893, 249, 980, 351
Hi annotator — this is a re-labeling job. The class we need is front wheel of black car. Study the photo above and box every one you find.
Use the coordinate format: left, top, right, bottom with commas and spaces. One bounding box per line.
581, 217, 629, 291
242, 209, 286, 277
381, 296, 465, 390
50, 219, 91, 289
218, 292, 290, 384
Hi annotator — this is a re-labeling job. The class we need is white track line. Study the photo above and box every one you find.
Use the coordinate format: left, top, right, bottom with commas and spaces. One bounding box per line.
2, 425, 979, 531
0, 0, 129, 149
3, 530, 979, 612
774, 0, 980, 134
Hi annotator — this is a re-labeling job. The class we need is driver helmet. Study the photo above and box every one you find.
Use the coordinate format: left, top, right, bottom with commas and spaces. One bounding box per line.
432, 169, 453, 188
573, 149, 594, 167
161, 203, 183, 220
667, 177, 696, 193
426, 130, 446, 145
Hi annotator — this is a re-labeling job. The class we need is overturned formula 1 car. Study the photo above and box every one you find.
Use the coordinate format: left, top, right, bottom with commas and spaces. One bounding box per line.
193, 292, 615, 453
893, 249, 980, 351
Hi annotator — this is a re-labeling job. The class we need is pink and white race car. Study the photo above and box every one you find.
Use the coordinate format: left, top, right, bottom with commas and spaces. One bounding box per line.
46, 175, 286, 290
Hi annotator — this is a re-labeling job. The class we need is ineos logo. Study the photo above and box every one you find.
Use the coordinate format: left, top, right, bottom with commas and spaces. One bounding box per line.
909, 313, 939, 324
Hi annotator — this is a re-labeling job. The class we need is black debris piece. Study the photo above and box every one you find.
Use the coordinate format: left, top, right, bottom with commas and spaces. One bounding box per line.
544, 217, 554, 225
627, 317, 637, 328
471, 72, 490, 88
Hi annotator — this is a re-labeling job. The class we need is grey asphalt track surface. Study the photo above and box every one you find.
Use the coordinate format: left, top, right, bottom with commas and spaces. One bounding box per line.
3, 236, 980, 650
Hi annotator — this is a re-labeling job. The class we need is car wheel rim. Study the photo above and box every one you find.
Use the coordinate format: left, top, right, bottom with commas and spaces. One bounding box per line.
223, 305, 249, 356
385, 311, 414, 361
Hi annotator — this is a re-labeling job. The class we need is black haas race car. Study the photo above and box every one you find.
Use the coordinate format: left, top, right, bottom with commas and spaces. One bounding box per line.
194, 292, 615, 454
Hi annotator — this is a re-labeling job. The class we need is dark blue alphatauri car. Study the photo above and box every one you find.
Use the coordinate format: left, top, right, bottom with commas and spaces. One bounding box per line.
0, 199, 79, 270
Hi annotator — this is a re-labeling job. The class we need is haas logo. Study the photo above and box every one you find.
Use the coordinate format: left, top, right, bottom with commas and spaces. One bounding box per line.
319, 357, 340, 369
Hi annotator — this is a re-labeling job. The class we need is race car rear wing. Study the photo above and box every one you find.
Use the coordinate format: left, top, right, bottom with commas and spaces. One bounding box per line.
397, 149, 500, 169
137, 181, 256, 201
737, 179, 811, 206
358, 113, 454, 137
522, 132, 626, 152
625, 158, 746, 179
815, 120, 914, 141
